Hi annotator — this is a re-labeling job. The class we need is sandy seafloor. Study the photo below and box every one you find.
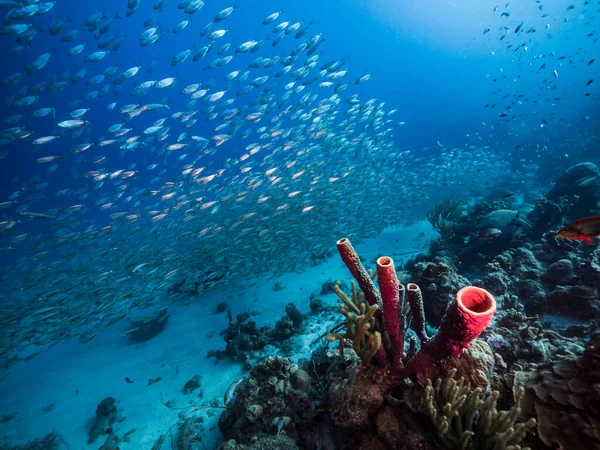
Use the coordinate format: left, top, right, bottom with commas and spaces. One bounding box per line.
0, 222, 434, 450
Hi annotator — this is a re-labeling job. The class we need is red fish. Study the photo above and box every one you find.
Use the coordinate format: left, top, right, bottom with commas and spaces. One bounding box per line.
557, 215, 600, 246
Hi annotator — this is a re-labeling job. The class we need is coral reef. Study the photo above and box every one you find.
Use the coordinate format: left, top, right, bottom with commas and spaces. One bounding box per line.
416, 162, 600, 273
214, 232, 597, 449
123, 307, 170, 343
308, 294, 326, 314
217, 338, 525, 449
515, 332, 600, 450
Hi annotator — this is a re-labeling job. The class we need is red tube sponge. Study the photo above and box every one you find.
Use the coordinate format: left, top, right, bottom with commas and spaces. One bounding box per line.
395, 286, 496, 380
376, 256, 404, 369
406, 283, 428, 345
336, 238, 382, 309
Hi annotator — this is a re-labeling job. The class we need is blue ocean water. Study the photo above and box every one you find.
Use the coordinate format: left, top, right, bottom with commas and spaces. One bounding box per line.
0, 0, 599, 449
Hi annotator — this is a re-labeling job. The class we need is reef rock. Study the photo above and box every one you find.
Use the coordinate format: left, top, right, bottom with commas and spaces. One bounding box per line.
483, 310, 584, 367
309, 295, 325, 314
218, 356, 314, 445
284, 303, 304, 327
208, 318, 272, 363
515, 332, 600, 450
410, 258, 471, 324
543, 258, 575, 284
219, 436, 299, 450
546, 162, 600, 220
88, 397, 119, 444
437, 339, 496, 391
0, 433, 69, 450
547, 285, 600, 319
183, 374, 202, 395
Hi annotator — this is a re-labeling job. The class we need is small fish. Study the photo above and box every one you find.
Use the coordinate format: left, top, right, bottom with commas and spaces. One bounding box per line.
557, 216, 600, 246
20, 211, 55, 219
125, 377, 134, 383
276, 416, 287, 436
224, 375, 245, 406
578, 176, 598, 187
263, 9, 283, 25
214, 5, 236, 22
42, 404, 55, 413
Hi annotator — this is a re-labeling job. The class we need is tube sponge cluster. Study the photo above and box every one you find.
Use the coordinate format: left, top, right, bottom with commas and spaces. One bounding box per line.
329, 238, 496, 379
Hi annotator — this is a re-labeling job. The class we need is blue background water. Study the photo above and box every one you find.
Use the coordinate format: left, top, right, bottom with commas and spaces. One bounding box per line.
1, 0, 598, 205
0, 1, 597, 280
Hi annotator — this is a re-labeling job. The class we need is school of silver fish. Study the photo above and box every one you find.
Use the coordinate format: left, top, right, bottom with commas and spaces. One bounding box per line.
0, 0, 597, 367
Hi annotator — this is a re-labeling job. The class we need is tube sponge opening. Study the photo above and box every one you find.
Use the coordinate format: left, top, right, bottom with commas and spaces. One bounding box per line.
376, 256, 393, 267
456, 286, 496, 316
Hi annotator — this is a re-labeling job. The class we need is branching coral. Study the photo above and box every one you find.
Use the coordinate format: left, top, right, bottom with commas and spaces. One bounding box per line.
328, 238, 496, 380
425, 368, 536, 450
326, 279, 386, 366
427, 199, 462, 239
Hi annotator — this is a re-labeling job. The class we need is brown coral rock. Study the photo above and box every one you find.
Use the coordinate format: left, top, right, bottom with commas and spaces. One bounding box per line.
438, 339, 495, 391
516, 333, 600, 450
330, 368, 388, 428
376, 407, 401, 445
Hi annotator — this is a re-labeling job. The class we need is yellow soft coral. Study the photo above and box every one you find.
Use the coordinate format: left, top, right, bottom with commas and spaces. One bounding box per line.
425, 368, 536, 450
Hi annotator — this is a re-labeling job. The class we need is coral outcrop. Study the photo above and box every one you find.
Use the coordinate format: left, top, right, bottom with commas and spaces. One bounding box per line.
481, 236, 600, 323
515, 332, 600, 450
410, 258, 471, 324
183, 374, 203, 395
218, 356, 314, 445
88, 397, 119, 444
209, 301, 307, 363
207, 316, 272, 363
482, 310, 584, 367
